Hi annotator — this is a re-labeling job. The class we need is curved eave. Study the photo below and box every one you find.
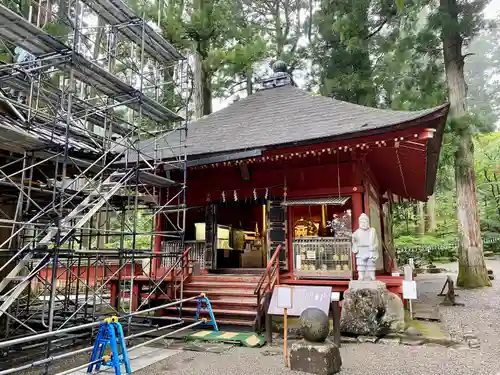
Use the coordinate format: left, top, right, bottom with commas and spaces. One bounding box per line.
183, 103, 449, 173
424, 104, 449, 198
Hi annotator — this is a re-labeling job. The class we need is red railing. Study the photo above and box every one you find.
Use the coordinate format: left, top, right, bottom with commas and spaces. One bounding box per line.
253, 245, 281, 331
172, 246, 194, 299
138, 247, 193, 305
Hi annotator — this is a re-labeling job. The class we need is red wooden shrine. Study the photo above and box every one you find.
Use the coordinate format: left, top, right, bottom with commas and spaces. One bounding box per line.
112, 67, 449, 324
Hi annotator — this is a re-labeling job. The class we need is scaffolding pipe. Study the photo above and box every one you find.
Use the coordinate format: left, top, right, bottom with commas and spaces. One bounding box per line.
0, 321, 185, 375
0, 295, 200, 349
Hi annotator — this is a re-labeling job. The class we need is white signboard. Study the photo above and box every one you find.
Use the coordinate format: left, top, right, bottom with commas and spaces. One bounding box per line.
402, 280, 417, 300
403, 265, 413, 281
409, 258, 415, 269
268, 285, 332, 316
276, 286, 293, 309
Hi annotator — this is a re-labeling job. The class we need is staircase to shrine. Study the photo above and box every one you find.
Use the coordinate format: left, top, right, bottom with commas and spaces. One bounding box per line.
161, 271, 263, 327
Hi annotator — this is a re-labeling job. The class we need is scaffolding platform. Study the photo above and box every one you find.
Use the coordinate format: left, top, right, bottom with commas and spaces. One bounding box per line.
0, 4, 184, 124
0, 0, 189, 367
80, 0, 184, 63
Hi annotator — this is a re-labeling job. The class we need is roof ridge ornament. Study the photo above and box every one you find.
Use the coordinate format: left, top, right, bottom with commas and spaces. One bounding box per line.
259, 60, 295, 90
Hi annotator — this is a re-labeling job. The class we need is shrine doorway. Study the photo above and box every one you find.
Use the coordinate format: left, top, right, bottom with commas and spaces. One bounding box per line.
201, 200, 267, 271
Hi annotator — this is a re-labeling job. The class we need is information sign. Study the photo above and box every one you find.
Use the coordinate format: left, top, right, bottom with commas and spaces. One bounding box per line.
268, 285, 332, 316
276, 286, 293, 309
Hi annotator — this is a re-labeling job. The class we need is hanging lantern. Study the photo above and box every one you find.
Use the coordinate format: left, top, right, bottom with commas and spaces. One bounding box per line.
234, 190, 238, 202
222, 191, 226, 203
253, 189, 257, 201
265, 188, 269, 200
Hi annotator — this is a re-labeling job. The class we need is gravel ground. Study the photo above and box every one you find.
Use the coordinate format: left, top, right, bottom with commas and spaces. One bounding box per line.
133, 261, 500, 375
17, 262, 497, 375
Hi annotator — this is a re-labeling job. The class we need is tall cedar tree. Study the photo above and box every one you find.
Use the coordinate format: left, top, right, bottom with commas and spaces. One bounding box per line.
436, 0, 491, 287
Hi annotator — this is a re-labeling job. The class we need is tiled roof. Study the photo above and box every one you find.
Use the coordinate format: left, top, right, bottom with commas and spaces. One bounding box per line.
128, 84, 448, 162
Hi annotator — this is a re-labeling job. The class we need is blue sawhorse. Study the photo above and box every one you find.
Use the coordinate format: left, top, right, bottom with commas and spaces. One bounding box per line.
195, 294, 219, 331
87, 316, 131, 375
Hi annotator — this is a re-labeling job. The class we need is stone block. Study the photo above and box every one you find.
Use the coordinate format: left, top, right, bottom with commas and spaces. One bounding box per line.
405, 327, 422, 337
377, 336, 401, 345
463, 332, 476, 340
382, 291, 405, 332
401, 337, 426, 346
289, 339, 342, 375
340, 336, 358, 344
357, 336, 377, 343
340, 282, 404, 336
467, 339, 480, 349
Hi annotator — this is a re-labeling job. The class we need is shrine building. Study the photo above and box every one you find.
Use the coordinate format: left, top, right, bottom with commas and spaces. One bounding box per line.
121, 63, 449, 326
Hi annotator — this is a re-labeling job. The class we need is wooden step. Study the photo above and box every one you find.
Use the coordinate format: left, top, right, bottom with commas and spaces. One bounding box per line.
191, 275, 261, 283
172, 315, 255, 327
209, 268, 265, 275
186, 281, 258, 289
183, 289, 256, 297
181, 298, 258, 308
164, 306, 256, 317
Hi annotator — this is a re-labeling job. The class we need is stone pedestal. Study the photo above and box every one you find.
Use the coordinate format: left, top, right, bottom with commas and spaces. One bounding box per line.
340, 280, 404, 336
289, 339, 342, 375
348, 280, 386, 291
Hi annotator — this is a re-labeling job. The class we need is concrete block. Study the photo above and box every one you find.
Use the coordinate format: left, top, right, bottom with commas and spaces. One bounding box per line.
289, 339, 342, 375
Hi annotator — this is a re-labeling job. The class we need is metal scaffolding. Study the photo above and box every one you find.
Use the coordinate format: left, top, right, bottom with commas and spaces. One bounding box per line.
0, 0, 190, 368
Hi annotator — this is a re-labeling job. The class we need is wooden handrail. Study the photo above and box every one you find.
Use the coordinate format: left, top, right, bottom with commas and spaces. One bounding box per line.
254, 244, 281, 295
136, 246, 193, 309
253, 245, 281, 333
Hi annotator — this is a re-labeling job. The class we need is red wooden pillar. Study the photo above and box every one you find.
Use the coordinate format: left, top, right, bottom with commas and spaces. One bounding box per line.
152, 187, 165, 278
351, 192, 364, 278
287, 208, 294, 278
110, 281, 118, 309
131, 283, 140, 311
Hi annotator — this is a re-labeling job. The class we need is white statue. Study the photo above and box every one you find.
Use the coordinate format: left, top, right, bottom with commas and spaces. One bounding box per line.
351, 213, 379, 281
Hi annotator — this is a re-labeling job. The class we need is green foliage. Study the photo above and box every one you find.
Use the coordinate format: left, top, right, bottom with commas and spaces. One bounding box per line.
311, 0, 376, 105
104, 211, 154, 250
474, 132, 500, 231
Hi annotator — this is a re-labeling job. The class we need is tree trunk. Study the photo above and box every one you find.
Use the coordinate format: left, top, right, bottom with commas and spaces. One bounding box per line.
440, 0, 490, 288
193, 50, 212, 119
193, 51, 204, 120
417, 202, 425, 236
246, 67, 253, 96
426, 194, 437, 232
454, 131, 490, 287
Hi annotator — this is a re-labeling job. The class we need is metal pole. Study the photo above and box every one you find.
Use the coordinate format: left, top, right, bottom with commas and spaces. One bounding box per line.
0, 295, 200, 349
330, 300, 341, 347
0, 321, 184, 375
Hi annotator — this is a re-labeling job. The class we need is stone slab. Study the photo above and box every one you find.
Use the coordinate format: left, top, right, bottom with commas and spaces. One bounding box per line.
65, 346, 179, 375
348, 280, 387, 291
413, 303, 441, 321
168, 341, 234, 353
405, 320, 452, 346
289, 339, 342, 375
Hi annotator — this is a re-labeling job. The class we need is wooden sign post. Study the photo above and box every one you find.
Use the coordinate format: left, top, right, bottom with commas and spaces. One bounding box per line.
403, 264, 417, 318
330, 291, 341, 347
276, 286, 293, 367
